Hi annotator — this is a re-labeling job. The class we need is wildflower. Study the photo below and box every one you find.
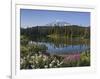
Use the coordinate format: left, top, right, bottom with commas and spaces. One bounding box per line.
29, 60, 33, 63
43, 55, 48, 61
35, 61, 38, 64
31, 56, 35, 59
20, 58, 24, 65
59, 61, 64, 65
44, 65, 48, 68
35, 53, 38, 57
38, 51, 42, 54
49, 63, 53, 67
57, 60, 60, 64
51, 60, 55, 64
31, 65, 35, 68
39, 54, 42, 58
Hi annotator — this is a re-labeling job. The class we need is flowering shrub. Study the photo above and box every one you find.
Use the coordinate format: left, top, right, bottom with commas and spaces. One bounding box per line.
20, 50, 90, 69
61, 53, 80, 67
20, 52, 64, 69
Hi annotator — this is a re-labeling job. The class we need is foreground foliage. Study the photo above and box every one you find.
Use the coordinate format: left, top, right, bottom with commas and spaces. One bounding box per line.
20, 41, 90, 69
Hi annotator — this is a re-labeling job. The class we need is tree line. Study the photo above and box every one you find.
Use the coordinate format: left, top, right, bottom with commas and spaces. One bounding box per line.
21, 25, 90, 39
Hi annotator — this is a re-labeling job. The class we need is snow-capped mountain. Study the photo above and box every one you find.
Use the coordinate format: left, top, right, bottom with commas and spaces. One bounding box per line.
45, 21, 71, 26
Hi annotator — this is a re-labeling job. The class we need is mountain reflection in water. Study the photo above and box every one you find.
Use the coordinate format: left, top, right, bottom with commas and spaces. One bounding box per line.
28, 37, 90, 55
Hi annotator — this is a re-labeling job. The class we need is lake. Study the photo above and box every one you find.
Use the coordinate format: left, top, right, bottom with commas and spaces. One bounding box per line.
28, 36, 90, 55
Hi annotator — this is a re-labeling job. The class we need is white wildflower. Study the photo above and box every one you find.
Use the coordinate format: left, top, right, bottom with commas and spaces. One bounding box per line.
20, 58, 24, 64
35, 61, 38, 64
59, 61, 64, 65
49, 63, 53, 67
44, 65, 48, 68
43, 55, 48, 61
51, 60, 55, 64
29, 60, 33, 63
31, 65, 35, 68
35, 54, 38, 57
39, 54, 42, 58
31, 56, 35, 59
38, 51, 42, 54
57, 60, 60, 64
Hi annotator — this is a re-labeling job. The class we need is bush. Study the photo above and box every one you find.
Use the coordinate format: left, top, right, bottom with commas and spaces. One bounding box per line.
20, 52, 65, 69
80, 51, 90, 66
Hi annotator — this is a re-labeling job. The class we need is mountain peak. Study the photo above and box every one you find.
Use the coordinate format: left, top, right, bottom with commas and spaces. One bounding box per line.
46, 21, 71, 26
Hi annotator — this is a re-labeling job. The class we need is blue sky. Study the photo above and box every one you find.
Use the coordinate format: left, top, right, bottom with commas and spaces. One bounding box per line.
20, 9, 90, 28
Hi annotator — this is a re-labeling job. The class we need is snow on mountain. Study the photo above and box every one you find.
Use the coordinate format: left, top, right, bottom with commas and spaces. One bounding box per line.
45, 21, 71, 26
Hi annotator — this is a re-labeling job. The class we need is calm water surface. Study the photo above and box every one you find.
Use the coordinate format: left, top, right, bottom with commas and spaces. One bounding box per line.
29, 37, 90, 55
